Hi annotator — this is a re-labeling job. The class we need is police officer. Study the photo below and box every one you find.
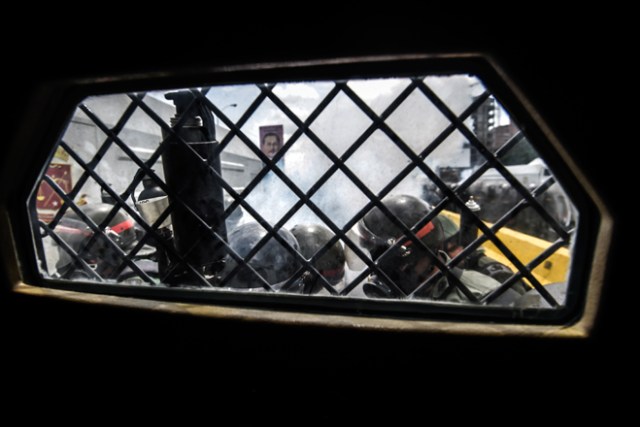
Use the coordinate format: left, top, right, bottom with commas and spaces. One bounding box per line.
355, 194, 519, 305
290, 223, 346, 294
438, 214, 528, 295
222, 222, 309, 293
55, 203, 138, 279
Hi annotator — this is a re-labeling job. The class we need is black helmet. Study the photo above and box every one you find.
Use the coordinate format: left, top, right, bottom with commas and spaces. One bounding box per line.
358, 195, 444, 258
290, 223, 346, 293
357, 194, 445, 296
63, 203, 137, 250
55, 203, 137, 277
223, 222, 301, 290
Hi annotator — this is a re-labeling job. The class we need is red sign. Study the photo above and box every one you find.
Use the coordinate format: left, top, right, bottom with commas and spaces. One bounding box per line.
36, 163, 72, 213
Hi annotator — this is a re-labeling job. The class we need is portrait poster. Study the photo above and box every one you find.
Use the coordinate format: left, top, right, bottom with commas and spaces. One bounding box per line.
259, 124, 284, 161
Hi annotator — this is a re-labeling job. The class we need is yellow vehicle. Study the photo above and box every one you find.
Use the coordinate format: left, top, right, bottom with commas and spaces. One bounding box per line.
440, 210, 570, 286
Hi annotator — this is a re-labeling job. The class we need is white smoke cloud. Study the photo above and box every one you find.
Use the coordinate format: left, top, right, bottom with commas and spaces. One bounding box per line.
218, 75, 480, 237
72, 76, 481, 230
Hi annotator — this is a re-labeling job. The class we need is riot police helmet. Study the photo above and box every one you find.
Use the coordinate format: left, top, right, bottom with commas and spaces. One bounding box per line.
63, 203, 137, 250
223, 222, 301, 290
356, 194, 446, 296
290, 223, 346, 292
55, 203, 137, 276
358, 194, 445, 259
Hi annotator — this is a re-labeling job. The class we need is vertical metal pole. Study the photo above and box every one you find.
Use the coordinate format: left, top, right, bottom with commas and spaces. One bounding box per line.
161, 91, 227, 285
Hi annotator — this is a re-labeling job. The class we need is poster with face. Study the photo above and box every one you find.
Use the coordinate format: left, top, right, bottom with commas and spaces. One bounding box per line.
259, 125, 284, 160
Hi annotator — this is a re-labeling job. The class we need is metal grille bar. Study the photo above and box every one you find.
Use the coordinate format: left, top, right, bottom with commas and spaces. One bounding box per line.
48, 101, 140, 230
126, 94, 279, 290
28, 73, 576, 317
416, 80, 570, 240
42, 175, 156, 284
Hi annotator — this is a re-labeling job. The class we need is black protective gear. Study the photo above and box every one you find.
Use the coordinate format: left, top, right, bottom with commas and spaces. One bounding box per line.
355, 194, 445, 295
222, 222, 301, 290
363, 280, 398, 299
54, 203, 137, 278
356, 196, 519, 305
358, 194, 445, 260
62, 203, 137, 250
290, 223, 346, 293
438, 213, 527, 294
462, 251, 528, 295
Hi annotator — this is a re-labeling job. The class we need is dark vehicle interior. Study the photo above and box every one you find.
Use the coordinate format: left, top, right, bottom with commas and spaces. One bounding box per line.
2, 23, 628, 414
